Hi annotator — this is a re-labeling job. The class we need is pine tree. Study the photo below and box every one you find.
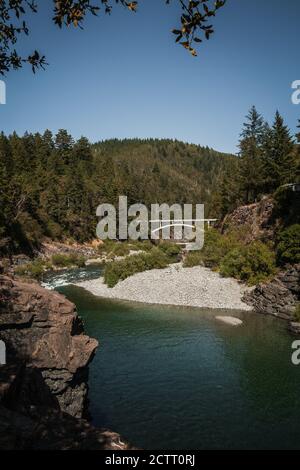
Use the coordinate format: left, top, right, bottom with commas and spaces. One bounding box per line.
239, 106, 266, 203
264, 111, 295, 190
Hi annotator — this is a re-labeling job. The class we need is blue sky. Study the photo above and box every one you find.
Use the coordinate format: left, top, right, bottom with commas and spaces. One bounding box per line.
1, 0, 299, 154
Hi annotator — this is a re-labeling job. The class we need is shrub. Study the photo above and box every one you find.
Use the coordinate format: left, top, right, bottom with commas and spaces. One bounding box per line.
104, 248, 169, 287
276, 224, 300, 265
183, 251, 203, 267
128, 240, 154, 252
46, 220, 63, 239
183, 228, 240, 269
97, 239, 115, 254
110, 243, 130, 257
51, 253, 85, 268
158, 241, 181, 258
15, 258, 50, 280
219, 241, 276, 285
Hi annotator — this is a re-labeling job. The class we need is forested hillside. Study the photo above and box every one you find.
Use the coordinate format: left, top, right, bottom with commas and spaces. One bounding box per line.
0, 107, 299, 256
0, 133, 235, 254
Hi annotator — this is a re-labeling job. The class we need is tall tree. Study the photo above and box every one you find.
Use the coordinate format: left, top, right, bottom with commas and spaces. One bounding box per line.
264, 111, 295, 190
239, 106, 266, 203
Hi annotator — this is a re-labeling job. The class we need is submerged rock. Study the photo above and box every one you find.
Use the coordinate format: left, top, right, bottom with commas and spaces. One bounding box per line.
215, 316, 243, 326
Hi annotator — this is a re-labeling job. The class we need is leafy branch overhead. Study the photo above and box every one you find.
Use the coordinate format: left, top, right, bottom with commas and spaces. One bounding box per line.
0, 0, 226, 75
169, 0, 226, 56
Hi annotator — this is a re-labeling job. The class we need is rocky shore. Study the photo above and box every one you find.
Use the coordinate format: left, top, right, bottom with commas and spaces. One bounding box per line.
243, 264, 300, 333
76, 263, 253, 311
0, 273, 133, 450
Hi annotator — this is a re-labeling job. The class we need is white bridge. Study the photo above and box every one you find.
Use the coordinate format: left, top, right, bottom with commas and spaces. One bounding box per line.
149, 219, 217, 245
149, 219, 217, 233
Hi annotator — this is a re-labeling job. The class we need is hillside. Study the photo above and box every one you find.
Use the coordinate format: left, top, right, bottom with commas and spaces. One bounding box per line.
0, 132, 236, 255
92, 139, 235, 209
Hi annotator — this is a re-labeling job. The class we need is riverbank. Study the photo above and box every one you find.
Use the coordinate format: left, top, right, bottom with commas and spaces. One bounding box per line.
76, 263, 253, 311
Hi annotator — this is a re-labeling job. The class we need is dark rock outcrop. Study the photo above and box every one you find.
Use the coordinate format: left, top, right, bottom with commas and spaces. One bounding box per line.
221, 196, 276, 242
0, 274, 97, 417
243, 264, 300, 324
0, 364, 134, 450
0, 274, 134, 450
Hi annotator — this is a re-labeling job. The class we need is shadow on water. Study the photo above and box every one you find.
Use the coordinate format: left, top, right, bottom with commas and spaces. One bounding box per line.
55, 277, 300, 450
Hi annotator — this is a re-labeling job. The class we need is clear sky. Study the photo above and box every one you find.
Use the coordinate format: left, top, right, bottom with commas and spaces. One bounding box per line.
1, 0, 299, 154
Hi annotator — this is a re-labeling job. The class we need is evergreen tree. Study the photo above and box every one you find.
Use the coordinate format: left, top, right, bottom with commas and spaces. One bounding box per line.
264, 111, 295, 189
239, 106, 266, 203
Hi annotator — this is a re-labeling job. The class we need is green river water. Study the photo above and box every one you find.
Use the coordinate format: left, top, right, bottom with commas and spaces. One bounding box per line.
43, 266, 300, 450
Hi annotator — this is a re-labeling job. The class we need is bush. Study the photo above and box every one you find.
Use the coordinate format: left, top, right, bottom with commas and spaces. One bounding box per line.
104, 248, 169, 287
15, 258, 51, 280
110, 243, 130, 257
219, 241, 276, 285
183, 251, 203, 267
97, 239, 115, 254
158, 241, 181, 258
276, 224, 300, 265
183, 228, 240, 268
51, 253, 86, 268
128, 240, 154, 252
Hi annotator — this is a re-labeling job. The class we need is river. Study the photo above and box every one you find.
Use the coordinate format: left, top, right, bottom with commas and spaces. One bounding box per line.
43, 266, 300, 450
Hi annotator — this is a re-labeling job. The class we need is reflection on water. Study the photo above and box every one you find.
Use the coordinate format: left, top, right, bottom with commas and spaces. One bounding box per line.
52, 268, 300, 450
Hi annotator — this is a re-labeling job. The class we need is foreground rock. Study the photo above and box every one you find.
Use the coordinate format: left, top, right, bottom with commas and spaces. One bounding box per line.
0, 274, 133, 450
0, 275, 97, 417
0, 364, 134, 450
76, 263, 253, 311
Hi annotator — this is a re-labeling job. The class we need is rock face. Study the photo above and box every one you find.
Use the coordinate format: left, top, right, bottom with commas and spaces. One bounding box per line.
0, 275, 97, 417
221, 196, 276, 242
0, 363, 134, 450
0, 274, 134, 450
243, 264, 300, 321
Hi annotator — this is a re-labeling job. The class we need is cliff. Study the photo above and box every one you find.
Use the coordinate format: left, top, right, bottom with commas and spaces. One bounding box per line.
0, 274, 133, 450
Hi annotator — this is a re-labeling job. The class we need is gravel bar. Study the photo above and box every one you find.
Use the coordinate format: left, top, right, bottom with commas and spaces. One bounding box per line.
75, 263, 253, 311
